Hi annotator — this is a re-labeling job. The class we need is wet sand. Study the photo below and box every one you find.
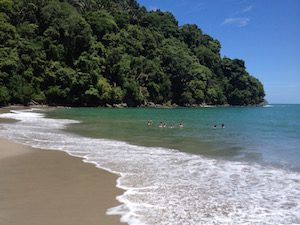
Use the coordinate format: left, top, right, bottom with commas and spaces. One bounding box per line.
0, 138, 125, 225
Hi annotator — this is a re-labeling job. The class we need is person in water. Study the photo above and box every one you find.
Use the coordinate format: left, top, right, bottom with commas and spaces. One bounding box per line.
213, 124, 217, 128
179, 122, 184, 128
159, 122, 163, 128
147, 120, 153, 126
221, 123, 225, 128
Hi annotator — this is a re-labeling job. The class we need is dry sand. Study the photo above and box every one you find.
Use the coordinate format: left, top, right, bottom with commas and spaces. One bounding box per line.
0, 138, 125, 225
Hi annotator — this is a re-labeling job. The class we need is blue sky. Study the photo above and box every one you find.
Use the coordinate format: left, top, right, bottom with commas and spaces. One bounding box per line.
137, 0, 300, 104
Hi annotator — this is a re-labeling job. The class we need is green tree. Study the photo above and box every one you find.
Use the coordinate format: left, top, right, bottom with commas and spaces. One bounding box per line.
85, 10, 118, 40
0, 0, 265, 106
180, 24, 202, 49
0, 86, 10, 105
8, 75, 34, 105
141, 10, 180, 38
161, 38, 197, 103
41, 1, 93, 64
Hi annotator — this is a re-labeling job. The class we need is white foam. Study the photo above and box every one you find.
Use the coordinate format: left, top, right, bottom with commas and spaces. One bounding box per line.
0, 109, 300, 225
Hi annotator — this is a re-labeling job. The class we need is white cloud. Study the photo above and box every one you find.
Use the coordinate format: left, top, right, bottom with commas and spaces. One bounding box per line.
221, 17, 250, 27
233, 5, 253, 15
241, 5, 253, 13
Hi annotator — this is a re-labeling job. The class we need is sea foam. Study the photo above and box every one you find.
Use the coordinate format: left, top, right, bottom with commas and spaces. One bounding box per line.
0, 110, 300, 225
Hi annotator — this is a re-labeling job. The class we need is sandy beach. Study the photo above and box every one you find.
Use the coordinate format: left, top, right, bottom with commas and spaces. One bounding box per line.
0, 138, 124, 225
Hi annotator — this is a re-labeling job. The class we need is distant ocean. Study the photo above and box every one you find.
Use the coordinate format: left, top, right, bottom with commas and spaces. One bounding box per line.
1, 105, 300, 224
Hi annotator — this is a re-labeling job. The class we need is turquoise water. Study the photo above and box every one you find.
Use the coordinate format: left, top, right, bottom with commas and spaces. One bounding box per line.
48, 105, 300, 171
1, 105, 300, 224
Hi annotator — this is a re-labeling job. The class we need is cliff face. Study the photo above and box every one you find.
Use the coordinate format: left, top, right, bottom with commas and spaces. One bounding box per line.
0, 0, 265, 106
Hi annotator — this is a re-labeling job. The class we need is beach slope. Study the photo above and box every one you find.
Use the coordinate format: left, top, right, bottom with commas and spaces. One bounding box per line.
0, 138, 124, 225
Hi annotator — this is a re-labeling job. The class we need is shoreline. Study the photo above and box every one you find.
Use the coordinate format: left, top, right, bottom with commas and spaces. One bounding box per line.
0, 101, 267, 111
0, 138, 125, 225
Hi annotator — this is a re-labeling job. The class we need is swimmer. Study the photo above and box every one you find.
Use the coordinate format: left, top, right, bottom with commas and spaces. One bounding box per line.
163, 123, 167, 128
147, 120, 153, 126
221, 123, 225, 128
159, 122, 163, 128
179, 122, 184, 128
213, 124, 217, 129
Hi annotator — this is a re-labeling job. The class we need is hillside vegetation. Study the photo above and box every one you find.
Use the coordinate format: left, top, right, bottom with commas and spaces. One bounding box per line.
0, 0, 265, 106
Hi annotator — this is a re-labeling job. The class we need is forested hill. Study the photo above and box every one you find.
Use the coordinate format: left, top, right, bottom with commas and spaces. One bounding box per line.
0, 0, 265, 107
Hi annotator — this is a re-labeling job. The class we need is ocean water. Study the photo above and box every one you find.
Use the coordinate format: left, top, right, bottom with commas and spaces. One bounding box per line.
0, 105, 300, 225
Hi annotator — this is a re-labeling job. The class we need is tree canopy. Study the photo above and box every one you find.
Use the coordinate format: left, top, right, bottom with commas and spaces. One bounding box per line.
0, 0, 265, 106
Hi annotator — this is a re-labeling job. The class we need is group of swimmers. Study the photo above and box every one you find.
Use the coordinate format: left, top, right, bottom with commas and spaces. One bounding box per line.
212, 123, 225, 129
147, 120, 184, 128
147, 120, 224, 129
